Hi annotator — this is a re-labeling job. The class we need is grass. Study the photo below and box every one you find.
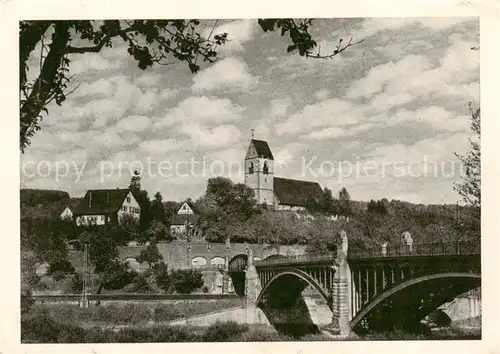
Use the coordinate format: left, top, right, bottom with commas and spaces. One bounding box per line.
30, 299, 244, 327
22, 305, 482, 343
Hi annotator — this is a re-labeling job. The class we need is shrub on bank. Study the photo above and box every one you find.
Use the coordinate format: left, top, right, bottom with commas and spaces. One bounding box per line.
202, 321, 249, 342
236, 326, 291, 342
28, 298, 244, 327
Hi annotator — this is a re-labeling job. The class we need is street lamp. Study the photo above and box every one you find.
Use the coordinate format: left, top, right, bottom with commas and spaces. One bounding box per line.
68, 239, 90, 308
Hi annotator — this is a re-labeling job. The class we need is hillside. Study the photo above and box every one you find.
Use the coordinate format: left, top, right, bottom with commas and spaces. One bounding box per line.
20, 189, 70, 207
20, 188, 81, 220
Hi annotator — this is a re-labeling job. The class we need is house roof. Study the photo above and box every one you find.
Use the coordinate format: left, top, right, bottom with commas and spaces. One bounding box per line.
250, 139, 274, 160
57, 198, 82, 215
273, 177, 323, 207
73, 188, 132, 216
177, 200, 196, 214
171, 213, 199, 226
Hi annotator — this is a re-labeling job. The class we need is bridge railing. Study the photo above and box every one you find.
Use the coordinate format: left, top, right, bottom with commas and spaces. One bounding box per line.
254, 254, 336, 266
173, 264, 225, 271
348, 240, 480, 259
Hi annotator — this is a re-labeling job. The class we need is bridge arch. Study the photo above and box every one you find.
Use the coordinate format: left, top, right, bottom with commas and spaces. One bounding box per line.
228, 254, 248, 296
256, 267, 330, 307
228, 253, 248, 272
350, 272, 481, 330
262, 254, 287, 262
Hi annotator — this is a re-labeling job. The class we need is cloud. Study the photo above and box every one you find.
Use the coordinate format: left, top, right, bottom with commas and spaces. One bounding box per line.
347, 38, 479, 108
139, 139, 185, 153
274, 142, 308, 169
369, 92, 415, 112
169, 96, 245, 125
116, 115, 152, 132
275, 98, 361, 136
306, 123, 374, 140
314, 89, 331, 101
135, 71, 163, 87
69, 53, 122, 76
346, 55, 433, 100
269, 98, 292, 118
307, 127, 345, 140
206, 20, 259, 53
365, 132, 470, 166
356, 17, 473, 39
150, 95, 242, 133
71, 78, 114, 99
61, 75, 181, 131
192, 57, 257, 92
180, 123, 242, 148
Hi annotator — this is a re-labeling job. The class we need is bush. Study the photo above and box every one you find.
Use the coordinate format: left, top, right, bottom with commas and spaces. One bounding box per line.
47, 259, 75, 277
170, 269, 204, 294
49, 270, 67, 282
236, 326, 289, 341
202, 321, 249, 342
21, 290, 34, 314
153, 304, 181, 322
92, 304, 152, 325
71, 273, 83, 293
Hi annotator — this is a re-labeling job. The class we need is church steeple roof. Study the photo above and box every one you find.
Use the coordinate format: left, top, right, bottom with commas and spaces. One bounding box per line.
249, 139, 274, 160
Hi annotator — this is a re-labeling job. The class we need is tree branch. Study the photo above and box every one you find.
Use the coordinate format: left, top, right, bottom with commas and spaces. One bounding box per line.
307, 37, 364, 59
67, 33, 113, 53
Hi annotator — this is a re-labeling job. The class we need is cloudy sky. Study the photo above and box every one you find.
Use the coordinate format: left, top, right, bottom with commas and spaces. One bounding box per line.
20, 18, 480, 205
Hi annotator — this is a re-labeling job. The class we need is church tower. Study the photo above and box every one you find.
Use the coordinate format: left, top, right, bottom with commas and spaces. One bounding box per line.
244, 138, 274, 207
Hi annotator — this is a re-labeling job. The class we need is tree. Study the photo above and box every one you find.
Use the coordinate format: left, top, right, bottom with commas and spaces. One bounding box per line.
21, 218, 70, 265
454, 104, 481, 208
78, 228, 135, 293
151, 192, 166, 223
47, 259, 75, 279
137, 242, 163, 270
128, 171, 152, 232
20, 19, 361, 152
198, 177, 260, 242
337, 187, 352, 217
120, 213, 141, 242
154, 262, 173, 293
170, 269, 204, 294
145, 220, 171, 243
367, 199, 388, 215
21, 250, 39, 313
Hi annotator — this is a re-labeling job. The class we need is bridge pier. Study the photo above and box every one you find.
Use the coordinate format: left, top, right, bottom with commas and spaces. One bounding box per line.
244, 250, 266, 324
329, 230, 351, 337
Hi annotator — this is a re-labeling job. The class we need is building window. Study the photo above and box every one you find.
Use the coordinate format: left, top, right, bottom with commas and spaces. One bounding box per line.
263, 161, 269, 175
100, 215, 105, 221
122, 206, 127, 212
192, 256, 207, 267
265, 178, 267, 183
126, 197, 131, 203
249, 162, 254, 174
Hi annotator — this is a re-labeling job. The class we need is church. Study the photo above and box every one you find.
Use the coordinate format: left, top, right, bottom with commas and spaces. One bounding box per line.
244, 138, 323, 211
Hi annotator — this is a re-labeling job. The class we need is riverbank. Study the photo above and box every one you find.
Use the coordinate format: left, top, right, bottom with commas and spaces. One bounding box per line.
21, 311, 481, 343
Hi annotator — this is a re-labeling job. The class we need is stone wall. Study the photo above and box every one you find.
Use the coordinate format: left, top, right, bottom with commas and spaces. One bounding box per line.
118, 241, 307, 268
68, 241, 307, 270
66, 241, 307, 294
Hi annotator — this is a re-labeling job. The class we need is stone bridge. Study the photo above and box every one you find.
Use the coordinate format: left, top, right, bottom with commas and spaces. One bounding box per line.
232, 231, 481, 336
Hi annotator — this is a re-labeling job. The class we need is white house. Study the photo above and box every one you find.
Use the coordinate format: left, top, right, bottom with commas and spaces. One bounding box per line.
170, 201, 198, 236
59, 206, 73, 220
73, 188, 141, 226
244, 138, 323, 210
